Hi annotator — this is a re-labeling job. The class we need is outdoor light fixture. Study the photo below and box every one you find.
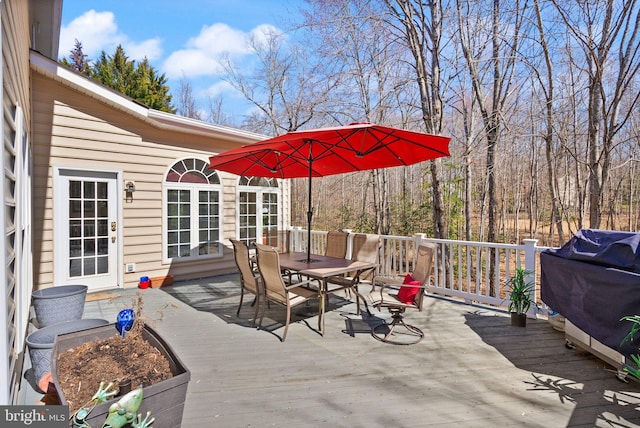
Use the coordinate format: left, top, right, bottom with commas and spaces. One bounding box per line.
124, 181, 136, 193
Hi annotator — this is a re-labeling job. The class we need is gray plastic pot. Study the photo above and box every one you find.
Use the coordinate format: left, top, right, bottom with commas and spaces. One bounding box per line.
31, 285, 88, 327
26, 318, 109, 385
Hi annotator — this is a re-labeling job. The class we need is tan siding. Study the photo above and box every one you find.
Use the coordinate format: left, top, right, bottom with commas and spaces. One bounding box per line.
31, 72, 253, 291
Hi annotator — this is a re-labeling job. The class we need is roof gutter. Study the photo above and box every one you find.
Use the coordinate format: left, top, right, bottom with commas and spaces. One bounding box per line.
29, 50, 268, 145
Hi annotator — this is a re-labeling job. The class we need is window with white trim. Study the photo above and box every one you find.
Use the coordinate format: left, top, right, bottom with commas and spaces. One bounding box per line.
164, 158, 222, 260
238, 176, 279, 246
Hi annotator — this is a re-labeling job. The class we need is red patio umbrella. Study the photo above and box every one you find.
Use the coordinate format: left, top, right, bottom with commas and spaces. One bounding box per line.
208, 122, 451, 262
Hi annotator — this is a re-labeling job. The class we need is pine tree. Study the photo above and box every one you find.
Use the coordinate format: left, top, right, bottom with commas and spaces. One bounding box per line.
60, 43, 175, 113
59, 39, 90, 74
133, 58, 175, 112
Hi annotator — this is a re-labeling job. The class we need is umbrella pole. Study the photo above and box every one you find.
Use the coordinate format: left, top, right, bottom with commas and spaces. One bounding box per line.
306, 145, 313, 263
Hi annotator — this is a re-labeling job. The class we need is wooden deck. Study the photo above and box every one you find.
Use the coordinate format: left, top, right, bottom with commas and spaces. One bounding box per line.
29, 274, 640, 427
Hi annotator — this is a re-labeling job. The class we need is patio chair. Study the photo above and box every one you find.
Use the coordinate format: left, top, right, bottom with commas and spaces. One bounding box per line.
326, 233, 380, 314
369, 243, 435, 345
325, 231, 349, 258
231, 239, 263, 327
254, 243, 322, 342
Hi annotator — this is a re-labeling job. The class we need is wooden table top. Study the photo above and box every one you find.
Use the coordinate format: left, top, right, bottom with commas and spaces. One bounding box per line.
278, 252, 377, 278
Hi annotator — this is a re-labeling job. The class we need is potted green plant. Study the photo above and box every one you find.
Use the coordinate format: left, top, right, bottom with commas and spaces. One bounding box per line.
620, 315, 640, 381
506, 268, 535, 327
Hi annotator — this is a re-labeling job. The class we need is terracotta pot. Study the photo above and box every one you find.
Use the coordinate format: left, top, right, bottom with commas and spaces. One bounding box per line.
51, 323, 190, 428
511, 312, 527, 327
150, 274, 174, 288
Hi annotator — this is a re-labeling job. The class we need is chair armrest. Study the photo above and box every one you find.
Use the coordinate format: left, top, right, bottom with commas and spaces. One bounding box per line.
285, 277, 320, 291
370, 281, 427, 309
372, 275, 405, 292
371, 275, 426, 297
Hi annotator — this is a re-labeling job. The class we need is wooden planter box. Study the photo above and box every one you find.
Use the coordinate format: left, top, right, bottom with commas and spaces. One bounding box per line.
150, 274, 174, 288
51, 323, 190, 428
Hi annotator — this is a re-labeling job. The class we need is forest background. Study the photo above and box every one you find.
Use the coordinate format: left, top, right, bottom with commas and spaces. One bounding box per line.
63, 0, 640, 248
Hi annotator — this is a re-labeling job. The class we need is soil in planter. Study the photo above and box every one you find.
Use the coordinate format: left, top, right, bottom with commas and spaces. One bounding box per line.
56, 327, 173, 415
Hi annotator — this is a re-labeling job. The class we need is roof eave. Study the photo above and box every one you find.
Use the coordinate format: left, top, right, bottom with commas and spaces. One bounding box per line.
29, 50, 269, 144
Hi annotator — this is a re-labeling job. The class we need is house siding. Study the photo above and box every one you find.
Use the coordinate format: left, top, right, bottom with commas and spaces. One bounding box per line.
2, 0, 33, 405
31, 71, 268, 290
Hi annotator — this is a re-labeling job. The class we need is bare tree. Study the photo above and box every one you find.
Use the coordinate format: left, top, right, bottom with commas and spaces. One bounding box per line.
531, 0, 564, 243
383, 0, 451, 239
175, 75, 202, 120
222, 26, 335, 135
455, 0, 525, 247
552, 0, 640, 228
206, 94, 236, 127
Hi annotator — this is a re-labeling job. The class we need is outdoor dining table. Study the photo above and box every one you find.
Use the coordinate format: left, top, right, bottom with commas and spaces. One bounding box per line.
278, 252, 378, 334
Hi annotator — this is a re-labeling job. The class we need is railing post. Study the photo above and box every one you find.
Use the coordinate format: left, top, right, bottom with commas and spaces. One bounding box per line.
343, 229, 354, 259
291, 226, 302, 252
413, 233, 427, 244
523, 238, 538, 318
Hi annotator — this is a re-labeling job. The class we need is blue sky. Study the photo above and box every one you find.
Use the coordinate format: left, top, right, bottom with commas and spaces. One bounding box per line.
59, 0, 304, 118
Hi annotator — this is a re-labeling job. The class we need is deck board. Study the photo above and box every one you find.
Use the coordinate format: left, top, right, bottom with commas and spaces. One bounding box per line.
31, 274, 640, 427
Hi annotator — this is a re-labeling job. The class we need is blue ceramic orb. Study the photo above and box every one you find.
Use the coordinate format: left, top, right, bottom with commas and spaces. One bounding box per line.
116, 308, 135, 337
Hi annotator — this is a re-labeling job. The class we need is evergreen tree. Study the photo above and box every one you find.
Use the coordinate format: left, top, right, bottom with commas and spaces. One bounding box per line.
133, 58, 175, 112
89, 45, 136, 95
59, 39, 90, 74
60, 43, 175, 113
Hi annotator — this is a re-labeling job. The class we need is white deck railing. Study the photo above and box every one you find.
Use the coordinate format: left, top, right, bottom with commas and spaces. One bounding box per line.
288, 227, 554, 318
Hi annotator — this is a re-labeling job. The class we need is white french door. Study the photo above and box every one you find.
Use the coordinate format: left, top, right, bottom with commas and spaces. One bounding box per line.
238, 190, 278, 246
54, 169, 120, 291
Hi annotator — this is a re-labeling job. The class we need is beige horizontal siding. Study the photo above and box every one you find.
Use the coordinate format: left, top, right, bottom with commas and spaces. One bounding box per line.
31, 72, 252, 290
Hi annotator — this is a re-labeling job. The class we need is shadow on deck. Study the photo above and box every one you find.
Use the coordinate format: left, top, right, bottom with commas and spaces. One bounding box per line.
24, 274, 640, 427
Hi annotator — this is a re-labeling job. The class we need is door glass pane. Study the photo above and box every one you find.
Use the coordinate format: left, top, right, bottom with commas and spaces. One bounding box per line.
97, 238, 109, 255
97, 182, 108, 199
69, 181, 81, 198
69, 201, 81, 218
83, 181, 95, 199
97, 219, 108, 236
97, 256, 108, 274
69, 239, 81, 257
84, 238, 95, 256
69, 259, 82, 277
97, 201, 108, 217
198, 190, 220, 256
70, 220, 81, 238
84, 258, 95, 275
166, 188, 192, 259
83, 220, 95, 237
238, 191, 257, 246
83, 201, 95, 218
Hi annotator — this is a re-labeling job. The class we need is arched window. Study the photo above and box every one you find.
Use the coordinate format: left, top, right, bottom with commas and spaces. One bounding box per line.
238, 176, 279, 246
163, 158, 222, 260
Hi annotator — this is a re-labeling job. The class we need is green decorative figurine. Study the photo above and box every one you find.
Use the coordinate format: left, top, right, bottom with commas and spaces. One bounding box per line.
73, 384, 154, 428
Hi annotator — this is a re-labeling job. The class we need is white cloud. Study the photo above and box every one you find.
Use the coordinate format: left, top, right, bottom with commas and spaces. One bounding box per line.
203, 80, 238, 98
59, 10, 162, 63
189, 23, 250, 55
162, 49, 226, 79
247, 24, 284, 50
161, 23, 286, 80
126, 39, 163, 62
